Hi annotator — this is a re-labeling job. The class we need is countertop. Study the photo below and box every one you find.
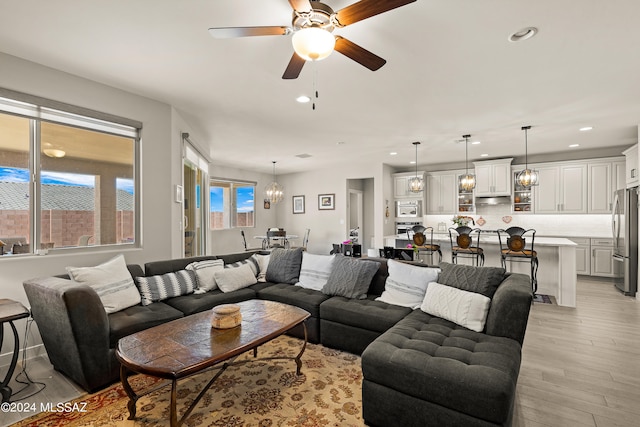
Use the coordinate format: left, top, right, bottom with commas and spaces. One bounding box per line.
385, 233, 577, 247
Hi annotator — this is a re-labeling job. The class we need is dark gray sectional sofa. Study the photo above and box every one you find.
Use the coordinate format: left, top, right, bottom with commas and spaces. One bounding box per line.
23, 250, 533, 427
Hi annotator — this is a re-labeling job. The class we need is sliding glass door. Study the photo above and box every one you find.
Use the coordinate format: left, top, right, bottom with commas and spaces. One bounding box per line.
183, 144, 208, 257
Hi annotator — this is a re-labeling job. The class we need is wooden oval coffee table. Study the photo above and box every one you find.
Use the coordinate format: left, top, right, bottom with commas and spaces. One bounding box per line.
116, 299, 310, 427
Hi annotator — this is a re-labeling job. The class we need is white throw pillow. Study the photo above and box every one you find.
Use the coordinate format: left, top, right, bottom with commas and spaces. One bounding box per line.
251, 253, 270, 282
186, 259, 224, 293
376, 259, 440, 309
214, 263, 257, 293
66, 254, 141, 313
296, 253, 336, 291
421, 282, 491, 332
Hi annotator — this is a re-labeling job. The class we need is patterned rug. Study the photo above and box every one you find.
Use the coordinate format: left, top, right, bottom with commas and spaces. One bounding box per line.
14, 336, 364, 427
533, 294, 553, 304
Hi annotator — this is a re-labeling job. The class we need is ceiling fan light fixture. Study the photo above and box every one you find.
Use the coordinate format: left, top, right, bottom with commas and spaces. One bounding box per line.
292, 27, 335, 61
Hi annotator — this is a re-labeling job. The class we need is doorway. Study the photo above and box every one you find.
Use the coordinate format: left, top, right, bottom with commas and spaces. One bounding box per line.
183, 144, 208, 257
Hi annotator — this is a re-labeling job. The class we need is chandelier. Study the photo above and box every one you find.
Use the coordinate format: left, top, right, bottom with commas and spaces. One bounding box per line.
408, 141, 424, 193
516, 126, 539, 188
264, 161, 284, 204
459, 134, 476, 191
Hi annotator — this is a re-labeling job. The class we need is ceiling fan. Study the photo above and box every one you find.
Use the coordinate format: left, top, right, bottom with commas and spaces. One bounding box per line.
208, 0, 417, 79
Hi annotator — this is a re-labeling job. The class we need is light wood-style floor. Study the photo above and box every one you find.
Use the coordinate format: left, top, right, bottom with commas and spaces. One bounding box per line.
2, 276, 638, 427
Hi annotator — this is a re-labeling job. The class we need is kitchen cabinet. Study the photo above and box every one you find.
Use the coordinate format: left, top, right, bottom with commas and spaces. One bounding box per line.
457, 173, 475, 213
591, 238, 615, 277
473, 158, 513, 197
394, 171, 425, 198
570, 237, 591, 275
534, 163, 587, 214
588, 159, 626, 214
622, 144, 638, 188
512, 169, 533, 213
426, 172, 457, 214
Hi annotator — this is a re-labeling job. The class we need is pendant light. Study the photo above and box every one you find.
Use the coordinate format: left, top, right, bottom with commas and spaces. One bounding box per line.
408, 141, 424, 193
516, 126, 539, 188
264, 161, 284, 204
459, 134, 476, 191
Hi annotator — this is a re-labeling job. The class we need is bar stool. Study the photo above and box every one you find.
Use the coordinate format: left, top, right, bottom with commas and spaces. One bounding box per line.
449, 226, 484, 266
497, 227, 538, 293
408, 225, 442, 265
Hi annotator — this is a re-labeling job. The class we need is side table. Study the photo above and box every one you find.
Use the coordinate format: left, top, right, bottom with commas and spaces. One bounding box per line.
0, 299, 30, 403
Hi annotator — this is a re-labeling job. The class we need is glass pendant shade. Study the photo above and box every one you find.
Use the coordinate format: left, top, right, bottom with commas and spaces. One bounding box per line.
517, 126, 539, 188
408, 141, 424, 193
461, 134, 476, 191
264, 161, 284, 204
460, 173, 476, 191
292, 27, 335, 61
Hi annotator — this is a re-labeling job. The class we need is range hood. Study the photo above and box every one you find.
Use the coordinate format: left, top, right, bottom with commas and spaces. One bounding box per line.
475, 196, 512, 205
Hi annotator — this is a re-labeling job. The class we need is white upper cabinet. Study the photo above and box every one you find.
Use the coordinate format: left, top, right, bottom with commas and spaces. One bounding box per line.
534, 163, 587, 213
426, 172, 457, 214
588, 159, 625, 214
394, 171, 425, 198
473, 158, 513, 197
623, 144, 639, 188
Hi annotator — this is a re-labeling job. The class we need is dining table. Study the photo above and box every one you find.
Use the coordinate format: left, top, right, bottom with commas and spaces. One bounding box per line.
253, 235, 298, 249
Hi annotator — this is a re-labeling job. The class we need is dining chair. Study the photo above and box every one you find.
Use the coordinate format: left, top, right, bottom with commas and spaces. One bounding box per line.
408, 226, 441, 265
240, 230, 262, 252
266, 229, 287, 249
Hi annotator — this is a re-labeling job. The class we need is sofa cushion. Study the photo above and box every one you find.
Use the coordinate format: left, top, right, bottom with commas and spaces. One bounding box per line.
108, 302, 183, 348
296, 253, 335, 291
257, 283, 329, 318
164, 288, 256, 316
186, 259, 224, 293
320, 296, 412, 333
135, 270, 197, 306
362, 309, 522, 425
144, 256, 218, 276
438, 262, 505, 298
265, 248, 303, 284
214, 263, 257, 292
376, 260, 440, 309
421, 282, 491, 332
322, 255, 380, 299
66, 254, 141, 314
251, 253, 270, 282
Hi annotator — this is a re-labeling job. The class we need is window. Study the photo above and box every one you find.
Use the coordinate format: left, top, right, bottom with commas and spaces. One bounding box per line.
210, 179, 255, 229
0, 90, 140, 256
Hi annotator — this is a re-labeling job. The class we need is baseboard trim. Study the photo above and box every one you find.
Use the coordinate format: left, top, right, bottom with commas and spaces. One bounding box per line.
0, 343, 46, 369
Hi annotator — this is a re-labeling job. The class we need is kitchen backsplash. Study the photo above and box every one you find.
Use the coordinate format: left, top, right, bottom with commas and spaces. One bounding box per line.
424, 206, 612, 238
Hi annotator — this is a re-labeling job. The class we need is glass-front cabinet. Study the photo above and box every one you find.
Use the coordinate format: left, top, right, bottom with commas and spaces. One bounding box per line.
512, 171, 533, 213
457, 174, 475, 213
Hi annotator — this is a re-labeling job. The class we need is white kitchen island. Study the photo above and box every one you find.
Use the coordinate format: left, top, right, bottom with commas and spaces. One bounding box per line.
384, 233, 577, 307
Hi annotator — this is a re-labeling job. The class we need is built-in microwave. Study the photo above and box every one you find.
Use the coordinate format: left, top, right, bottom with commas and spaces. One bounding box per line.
396, 200, 422, 218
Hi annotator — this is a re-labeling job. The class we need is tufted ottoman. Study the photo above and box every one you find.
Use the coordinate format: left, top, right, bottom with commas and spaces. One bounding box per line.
361, 309, 522, 427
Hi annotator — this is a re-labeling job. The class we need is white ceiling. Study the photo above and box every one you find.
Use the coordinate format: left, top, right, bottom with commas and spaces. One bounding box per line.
1, 0, 639, 174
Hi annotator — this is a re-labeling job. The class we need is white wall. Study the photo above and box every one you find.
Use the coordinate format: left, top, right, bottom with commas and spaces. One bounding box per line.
0, 53, 180, 360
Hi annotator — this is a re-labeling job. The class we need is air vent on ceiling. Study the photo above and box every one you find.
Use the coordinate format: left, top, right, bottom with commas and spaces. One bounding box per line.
295, 153, 312, 158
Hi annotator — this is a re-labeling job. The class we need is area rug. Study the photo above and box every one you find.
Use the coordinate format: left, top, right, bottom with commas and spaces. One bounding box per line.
14, 336, 364, 427
533, 294, 553, 304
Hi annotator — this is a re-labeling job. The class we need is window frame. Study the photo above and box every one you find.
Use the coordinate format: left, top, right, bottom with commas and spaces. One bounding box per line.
209, 178, 256, 230
0, 87, 141, 256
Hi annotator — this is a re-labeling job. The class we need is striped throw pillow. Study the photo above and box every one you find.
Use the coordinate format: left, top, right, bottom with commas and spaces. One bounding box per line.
135, 270, 197, 306
186, 259, 224, 293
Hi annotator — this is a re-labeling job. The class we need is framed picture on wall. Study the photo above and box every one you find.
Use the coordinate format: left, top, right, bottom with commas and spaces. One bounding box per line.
292, 195, 305, 214
318, 193, 335, 210
263, 199, 271, 210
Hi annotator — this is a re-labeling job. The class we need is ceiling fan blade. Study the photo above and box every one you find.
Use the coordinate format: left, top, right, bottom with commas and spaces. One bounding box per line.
334, 0, 417, 26
282, 53, 306, 79
288, 0, 312, 13
208, 26, 290, 38
334, 36, 386, 71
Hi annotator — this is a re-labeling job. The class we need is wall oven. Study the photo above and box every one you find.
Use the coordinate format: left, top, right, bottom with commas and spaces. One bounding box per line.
396, 221, 422, 236
396, 200, 422, 218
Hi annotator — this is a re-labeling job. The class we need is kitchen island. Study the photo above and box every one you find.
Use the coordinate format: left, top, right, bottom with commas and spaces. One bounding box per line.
385, 233, 577, 307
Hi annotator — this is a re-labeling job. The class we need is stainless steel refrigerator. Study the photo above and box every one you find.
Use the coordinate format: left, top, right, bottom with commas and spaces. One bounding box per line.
612, 188, 638, 296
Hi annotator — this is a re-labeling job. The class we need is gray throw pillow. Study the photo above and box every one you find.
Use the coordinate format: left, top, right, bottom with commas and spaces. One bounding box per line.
135, 269, 197, 306
438, 262, 505, 298
265, 247, 304, 284
322, 256, 380, 299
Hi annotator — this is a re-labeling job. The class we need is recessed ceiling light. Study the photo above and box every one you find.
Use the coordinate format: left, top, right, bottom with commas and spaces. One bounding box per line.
508, 27, 538, 42
569, 144, 580, 148
296, 95, 310, 103
409, 161, 416, 164
471, 141, 481, 145
579, 126, 593, 131
480, 154, 489, 157
336, 141, 345, 145
389, 152, 397, 156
